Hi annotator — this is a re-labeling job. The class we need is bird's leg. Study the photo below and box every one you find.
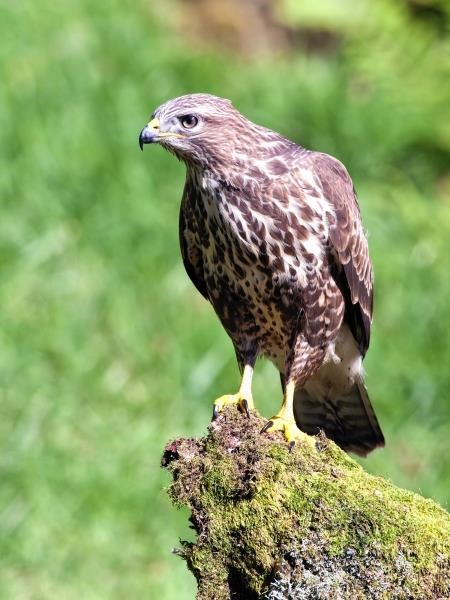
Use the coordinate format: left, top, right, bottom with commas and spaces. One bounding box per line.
262, 333, 325, 448
213, 364, 255, 419
261, 381, 308, 449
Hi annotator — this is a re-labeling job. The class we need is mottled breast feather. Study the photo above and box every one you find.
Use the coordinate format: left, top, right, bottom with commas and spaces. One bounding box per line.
312, 153, 373, 356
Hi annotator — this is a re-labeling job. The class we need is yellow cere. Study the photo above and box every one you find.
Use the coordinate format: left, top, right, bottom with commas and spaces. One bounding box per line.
147, 116, 185, 138
147, 117, 160, 130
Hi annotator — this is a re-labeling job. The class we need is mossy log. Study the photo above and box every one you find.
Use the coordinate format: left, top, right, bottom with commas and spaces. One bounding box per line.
162, 407, 450, 599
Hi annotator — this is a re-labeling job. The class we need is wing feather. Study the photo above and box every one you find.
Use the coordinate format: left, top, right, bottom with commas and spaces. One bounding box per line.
179, 182, 208, 301
313, 153, 373, 355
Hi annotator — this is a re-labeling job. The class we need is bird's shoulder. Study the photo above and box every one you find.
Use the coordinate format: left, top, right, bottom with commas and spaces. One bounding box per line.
292, 151, 366, 226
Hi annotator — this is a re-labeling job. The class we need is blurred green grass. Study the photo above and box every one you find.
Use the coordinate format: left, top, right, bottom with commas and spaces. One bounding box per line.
0, 0, 449, 598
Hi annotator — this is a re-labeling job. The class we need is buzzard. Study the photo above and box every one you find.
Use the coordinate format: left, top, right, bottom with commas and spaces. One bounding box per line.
139, 93, 384, 456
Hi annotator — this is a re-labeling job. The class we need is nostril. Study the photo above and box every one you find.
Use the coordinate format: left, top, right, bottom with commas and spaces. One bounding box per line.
148, 118, 160, 132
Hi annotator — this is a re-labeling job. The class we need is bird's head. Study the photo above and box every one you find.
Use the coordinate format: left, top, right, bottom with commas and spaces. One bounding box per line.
139, 93, 248, 167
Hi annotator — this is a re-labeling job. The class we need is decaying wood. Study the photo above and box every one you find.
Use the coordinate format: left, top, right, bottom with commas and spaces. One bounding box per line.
162, 407, 450, 599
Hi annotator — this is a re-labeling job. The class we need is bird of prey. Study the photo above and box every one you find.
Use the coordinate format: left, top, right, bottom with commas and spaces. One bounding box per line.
139, 93, 384, 456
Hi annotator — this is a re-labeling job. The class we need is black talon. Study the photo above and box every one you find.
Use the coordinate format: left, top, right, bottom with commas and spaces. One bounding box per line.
241, 398, 250, 419
212, 405, 219, 421
260, 420, 273, 434
288, 441, 295, 453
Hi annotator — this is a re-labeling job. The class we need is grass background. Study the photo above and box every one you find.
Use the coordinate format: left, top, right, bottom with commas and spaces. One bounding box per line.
1, 1, 449, 598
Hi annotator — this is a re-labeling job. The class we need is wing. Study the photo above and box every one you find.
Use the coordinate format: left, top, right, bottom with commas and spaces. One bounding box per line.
313, 153, 373, 356
179, 181, 208, 301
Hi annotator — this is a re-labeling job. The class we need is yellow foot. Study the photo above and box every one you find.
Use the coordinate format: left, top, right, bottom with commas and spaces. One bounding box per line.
261, 415, 307, 450
212, 393, 254, 420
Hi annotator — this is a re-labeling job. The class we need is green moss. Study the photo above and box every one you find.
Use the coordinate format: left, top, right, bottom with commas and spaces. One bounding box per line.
162, 408, 450, 599
202, 457, 239, 502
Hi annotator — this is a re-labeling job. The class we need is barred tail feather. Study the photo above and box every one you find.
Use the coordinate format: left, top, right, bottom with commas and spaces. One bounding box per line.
293, 380, 384, 457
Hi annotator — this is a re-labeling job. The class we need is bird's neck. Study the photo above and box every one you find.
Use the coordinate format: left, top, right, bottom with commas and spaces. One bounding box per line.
186, 149, 272, 192
186, 164, 234, 195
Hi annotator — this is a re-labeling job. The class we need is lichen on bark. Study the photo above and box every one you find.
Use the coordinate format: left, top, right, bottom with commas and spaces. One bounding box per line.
162, 407, 450, 599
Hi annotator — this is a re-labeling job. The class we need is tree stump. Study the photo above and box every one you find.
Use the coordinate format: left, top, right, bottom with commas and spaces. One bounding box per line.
162, 407, 450, 599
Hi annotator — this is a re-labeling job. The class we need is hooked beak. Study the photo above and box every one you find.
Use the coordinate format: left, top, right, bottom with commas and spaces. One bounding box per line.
139, 118, 160, 150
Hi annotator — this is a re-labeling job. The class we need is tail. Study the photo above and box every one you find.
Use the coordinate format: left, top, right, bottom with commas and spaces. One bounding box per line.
293, 378, 384, 457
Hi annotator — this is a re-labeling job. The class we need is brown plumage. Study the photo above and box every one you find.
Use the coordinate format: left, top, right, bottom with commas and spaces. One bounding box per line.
140, 93, 384, 456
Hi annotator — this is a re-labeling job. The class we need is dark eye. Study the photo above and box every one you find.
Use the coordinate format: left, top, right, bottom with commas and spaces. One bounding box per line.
180, 114, 198, 129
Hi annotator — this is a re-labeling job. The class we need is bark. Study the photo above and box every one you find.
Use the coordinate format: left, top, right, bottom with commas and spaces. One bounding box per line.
162, 407, 450, 599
